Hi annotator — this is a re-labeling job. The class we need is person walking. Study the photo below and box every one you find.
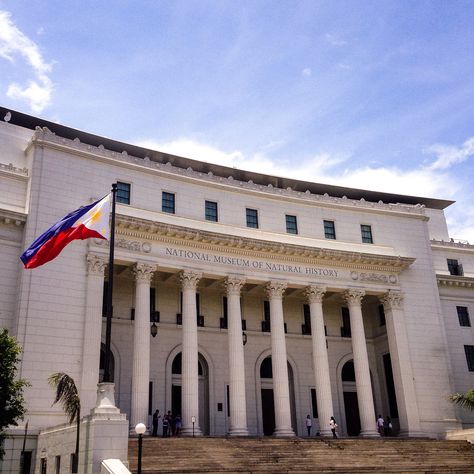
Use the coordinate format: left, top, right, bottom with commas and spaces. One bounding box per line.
305, 415, 312, 436
384, 416, 392, 437
152, 409, 161, 436
329, 416, 338, 439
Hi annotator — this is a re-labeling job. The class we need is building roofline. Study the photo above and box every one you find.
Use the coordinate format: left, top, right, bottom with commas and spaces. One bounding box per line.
1, 106, 454, 210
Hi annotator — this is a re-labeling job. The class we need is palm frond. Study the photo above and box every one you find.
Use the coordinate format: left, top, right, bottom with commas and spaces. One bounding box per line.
48, 372, 81, 424
448, 390, 474, 411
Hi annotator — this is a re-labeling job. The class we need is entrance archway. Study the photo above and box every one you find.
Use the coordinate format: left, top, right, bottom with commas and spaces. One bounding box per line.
341, 360, 360, 436
171, 352, 210, 435
259, 356, 296, 435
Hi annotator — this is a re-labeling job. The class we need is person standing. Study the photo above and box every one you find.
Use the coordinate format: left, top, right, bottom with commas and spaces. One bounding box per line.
376, 414, 384, 436
305, 415, 312, 436
329, 416, 338, 439
162, 411, 170, 437
152, 409, 161, 436
175, 414, 182, 436
384, 416, 392, 437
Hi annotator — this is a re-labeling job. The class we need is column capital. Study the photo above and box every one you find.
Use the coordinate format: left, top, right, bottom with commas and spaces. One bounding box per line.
179, 270, 202, 290
223, 276, 246, 296
305, 285, 327, 304
265, 280, 287, 300
380, 290, 404, 309
343, 288, 366, 306
86, 254, 107, 276
132, 262, 156, 283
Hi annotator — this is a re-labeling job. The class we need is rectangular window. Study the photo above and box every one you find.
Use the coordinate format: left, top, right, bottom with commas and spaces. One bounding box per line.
310, 388, 318, 418
246, 208, 259, 228
148, 381, 153, 416
341, 307, 351, 337
55, 456, 61, 474
220, 296, 228, 329
324, 220, 336, 239
116, 181, 131, 204
262, 300, 270, 332
205, 200, 218, 222
286, 215, 298, 234
361, 224, 373, 243
457, 306, 471, 327
378, 304, 386, 326
447, 259, 463, 276
162, 191, 175, 214
465, 345, 474, 371
302, 304, 311, 335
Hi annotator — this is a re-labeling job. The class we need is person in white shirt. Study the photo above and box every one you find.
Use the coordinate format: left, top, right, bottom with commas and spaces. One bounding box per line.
305, 414, 312, 436
377, 414, 385, 435
329, 416, 338, 438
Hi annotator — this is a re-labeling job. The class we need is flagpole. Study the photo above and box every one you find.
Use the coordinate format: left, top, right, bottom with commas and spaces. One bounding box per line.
103, 183, 117, 383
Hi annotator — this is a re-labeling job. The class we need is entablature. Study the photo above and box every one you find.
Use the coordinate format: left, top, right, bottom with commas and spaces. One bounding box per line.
437, 274, 474, 288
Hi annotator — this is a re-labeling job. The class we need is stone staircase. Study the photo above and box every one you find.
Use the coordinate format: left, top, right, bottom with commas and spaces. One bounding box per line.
128, 437, 474, 473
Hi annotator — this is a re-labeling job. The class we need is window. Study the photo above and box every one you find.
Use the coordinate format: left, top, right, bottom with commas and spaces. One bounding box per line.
286, 215, 298, 234
447, 259, 463, 276
324, 220, 336, 239
55, 455, 61, 474
457, 306, 471, 327
310, 388, 318, 418
205, 200, 218, 222
162, 192, 175, 214
361, 224, 373, 243
465, 345, 474, 371
341, 307, 351, 337
116, 181, 130, 204
246, 208, 258, 228
378, 304, 386, 326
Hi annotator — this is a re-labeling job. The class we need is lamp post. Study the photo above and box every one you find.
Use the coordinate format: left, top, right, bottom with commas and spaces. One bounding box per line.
135, 423, 146, 474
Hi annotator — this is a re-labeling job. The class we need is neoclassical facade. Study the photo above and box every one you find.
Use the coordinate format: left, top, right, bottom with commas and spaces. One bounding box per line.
1, 107, 473, 455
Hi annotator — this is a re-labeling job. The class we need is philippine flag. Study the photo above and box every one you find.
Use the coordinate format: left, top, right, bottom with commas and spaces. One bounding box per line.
20, 194, 111, 269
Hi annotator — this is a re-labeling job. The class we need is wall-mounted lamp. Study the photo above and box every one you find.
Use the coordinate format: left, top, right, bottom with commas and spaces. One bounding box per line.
242, 331, 247, 346
151, 322, 158, 338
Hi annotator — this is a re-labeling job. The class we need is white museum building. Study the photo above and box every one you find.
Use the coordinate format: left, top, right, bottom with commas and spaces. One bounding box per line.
1, 106, 473, 470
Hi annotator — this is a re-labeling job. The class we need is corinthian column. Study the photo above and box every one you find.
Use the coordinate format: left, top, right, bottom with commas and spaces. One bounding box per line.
81, 254, 107, 415
130, 262, 156, 431
343, 289, 379, 437
224, 276, 248, 436
266, 281, 294, 437
381, 290, 422, 436
305, 285, 334, 437
180, 270, 202, 436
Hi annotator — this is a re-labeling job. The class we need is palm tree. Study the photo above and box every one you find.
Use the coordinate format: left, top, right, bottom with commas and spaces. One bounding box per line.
448, 389, 474, 411
48, 373, 81, 473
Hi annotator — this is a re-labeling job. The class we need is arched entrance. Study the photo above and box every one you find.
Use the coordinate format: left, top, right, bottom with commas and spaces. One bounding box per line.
259, 356, 296, 435
341, 360, 361, 436
171, 352, 210, 434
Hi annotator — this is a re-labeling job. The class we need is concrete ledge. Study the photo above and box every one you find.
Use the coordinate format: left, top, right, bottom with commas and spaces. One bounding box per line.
445, 428, 474, 443
101, 458, 131, 474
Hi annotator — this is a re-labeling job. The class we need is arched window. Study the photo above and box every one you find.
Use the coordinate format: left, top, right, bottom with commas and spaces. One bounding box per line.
341, 360, 355, 382
260, 356, 273, 378
171, 353, 203, 375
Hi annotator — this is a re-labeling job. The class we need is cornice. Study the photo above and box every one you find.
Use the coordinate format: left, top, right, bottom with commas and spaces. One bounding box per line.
0, 208, 26, 227
115, 214, 415, 273
431, 239, 474, 253
28, 127, 428, 219
0, 162, 29, 181
437, 274, 474, 288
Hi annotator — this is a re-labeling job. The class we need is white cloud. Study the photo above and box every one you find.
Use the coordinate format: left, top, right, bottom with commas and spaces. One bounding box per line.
425, 136, 474, 170
325, 33, 347, 47
0, 10, 53, 112
302, 67, 312, 77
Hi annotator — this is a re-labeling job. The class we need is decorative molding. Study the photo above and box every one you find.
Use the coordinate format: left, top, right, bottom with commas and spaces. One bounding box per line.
0, 209, 26, 227
265, 281, 288, 299
380, 290, 404, 309
30, 127, 428, 217
343, 288, 366, 306
86, 254, 107, 276
179, 270, 202, 290
305, 285, 327, 304
437, 275, 474, 288
95, 237, 151, 253
114, 215, 415, 273
350, 272, 397, 284
132, 262, 156, 283
0, 162, 29, 180
223, 276, 246, 296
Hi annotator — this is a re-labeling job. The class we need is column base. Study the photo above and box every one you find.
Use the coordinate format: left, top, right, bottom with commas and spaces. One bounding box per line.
181, 426, 203, 437
228, 428, 249, 436
319, 429, 333, 437
398, 429, 426, 438
359, 429, 380, 438
273, 427, 295, 437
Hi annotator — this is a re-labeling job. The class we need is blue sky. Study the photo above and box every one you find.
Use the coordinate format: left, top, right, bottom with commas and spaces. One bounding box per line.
1, 1, 474, 241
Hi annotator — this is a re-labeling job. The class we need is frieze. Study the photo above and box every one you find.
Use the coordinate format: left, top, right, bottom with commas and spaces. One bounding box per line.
351, 271, 397, 284
94, 238, 151, 253
0, 162, 29, 178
